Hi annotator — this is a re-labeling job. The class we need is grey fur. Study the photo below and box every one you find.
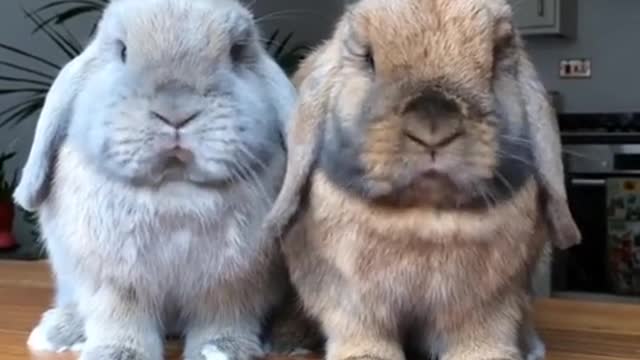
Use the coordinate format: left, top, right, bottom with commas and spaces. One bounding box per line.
19, 1, 296, 360
27, 305, 86, 352
83, 346, 148, 360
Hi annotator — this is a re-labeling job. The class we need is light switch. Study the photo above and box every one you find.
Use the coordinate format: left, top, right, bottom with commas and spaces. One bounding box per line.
560, 59, 592, 78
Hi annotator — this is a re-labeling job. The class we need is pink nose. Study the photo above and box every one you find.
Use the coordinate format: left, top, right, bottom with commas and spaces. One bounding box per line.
151, 110, 201, 129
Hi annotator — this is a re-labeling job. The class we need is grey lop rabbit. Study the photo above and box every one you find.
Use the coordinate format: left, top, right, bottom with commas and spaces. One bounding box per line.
14, 0, 296, 359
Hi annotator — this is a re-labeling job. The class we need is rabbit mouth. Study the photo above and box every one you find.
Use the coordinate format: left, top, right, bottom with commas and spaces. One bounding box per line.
167, 147, 194, 163
419, 168, 446, 179
165, 157, 186, 170
155, 147, 194, 177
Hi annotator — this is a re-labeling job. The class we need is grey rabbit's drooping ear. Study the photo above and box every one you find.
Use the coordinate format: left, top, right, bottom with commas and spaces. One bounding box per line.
262, 41, 337, 240
494, 30, 581, 250
13, 41, 99, 211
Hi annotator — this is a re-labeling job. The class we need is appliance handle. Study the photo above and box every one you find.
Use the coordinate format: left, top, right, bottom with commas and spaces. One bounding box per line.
537, 0, 545, 16
570, 178, 606, 186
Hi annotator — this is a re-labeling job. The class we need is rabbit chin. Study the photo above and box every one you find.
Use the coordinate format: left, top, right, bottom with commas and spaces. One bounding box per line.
103, 155, 240, 189
366, 170, 485, 209
372, 172, 459, 207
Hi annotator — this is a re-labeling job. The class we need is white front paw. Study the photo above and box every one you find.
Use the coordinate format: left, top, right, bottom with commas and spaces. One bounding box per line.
201, 344, 231, 360
27, 324, 84, 353
27, 325, 56, 352
526, 341, 546, 360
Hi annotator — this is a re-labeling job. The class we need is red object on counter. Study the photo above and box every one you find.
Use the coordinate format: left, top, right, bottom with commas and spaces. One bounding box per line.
0, 232, 16, 249
0, 202, 17, 250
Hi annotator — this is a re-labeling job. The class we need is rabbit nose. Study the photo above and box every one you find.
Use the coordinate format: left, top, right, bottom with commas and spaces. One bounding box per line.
404, 117, 464, 150
402, 89, 464, 150
151, 110, 201, 129
402, 89, 461, 121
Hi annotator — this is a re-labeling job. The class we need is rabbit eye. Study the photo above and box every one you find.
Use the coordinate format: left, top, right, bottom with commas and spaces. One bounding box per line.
364, 48, 375, 71
118, 40, 127, 63
230, 42, 247, 63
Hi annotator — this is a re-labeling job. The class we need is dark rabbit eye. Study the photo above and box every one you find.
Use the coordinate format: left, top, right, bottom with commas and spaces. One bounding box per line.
230, 42, 247, 63
364, 47, 375, 71
118, 40, 127, 62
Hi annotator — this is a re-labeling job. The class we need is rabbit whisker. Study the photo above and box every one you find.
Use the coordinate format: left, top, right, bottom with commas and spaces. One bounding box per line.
201, 138, 235, 146
499, 134, 534, 146
236, 144, 274, 202
495, 150, 536, 169
474, 185, 492, 209
200, 125, 231, 132
560, 149, 602, 162
494, 170, 516, 198
233, 156, 272, 207
244, 0, 258, 12
203, 156, 233, 164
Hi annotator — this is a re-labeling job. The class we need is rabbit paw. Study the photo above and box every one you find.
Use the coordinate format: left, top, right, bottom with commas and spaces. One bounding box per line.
80, 345, 148, 360
525, 341, 545, 360
524, 329, 546, 360
196, 338, 264, 360
289, 348, 314, 356
27, 307, 85, 353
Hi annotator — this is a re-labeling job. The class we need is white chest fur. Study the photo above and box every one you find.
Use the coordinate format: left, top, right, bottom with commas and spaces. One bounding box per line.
39, 143, 284, 307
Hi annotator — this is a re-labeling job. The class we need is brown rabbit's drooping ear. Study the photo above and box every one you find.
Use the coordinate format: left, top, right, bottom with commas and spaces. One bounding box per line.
291, 42, 330, 89
493, 23, 580, 250
517, 50, 581, 250
263, 40, 338, 240
13, 41, 99, 211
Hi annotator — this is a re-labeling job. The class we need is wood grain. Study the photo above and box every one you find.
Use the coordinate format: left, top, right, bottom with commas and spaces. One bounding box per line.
1, 260, 639, 360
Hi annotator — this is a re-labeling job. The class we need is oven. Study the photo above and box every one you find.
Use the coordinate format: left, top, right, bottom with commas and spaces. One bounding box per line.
553, 143, 640, 300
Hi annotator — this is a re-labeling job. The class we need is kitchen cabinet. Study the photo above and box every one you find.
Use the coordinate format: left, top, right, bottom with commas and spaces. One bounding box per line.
510, 0, 577, 38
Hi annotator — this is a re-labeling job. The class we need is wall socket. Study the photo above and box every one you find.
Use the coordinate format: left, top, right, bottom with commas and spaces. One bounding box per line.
560, 59, 592, 78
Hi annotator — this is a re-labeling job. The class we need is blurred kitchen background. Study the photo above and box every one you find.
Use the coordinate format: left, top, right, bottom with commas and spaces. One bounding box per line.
1, 0, 640, 303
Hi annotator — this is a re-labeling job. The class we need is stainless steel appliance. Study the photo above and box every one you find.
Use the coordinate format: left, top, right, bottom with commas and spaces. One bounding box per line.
554, 142, 640, 299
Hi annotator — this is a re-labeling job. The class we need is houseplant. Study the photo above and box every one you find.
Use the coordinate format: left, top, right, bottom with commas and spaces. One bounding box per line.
0, 151, 18, 251
264, 29, 311, 76
0, 1, 309, 127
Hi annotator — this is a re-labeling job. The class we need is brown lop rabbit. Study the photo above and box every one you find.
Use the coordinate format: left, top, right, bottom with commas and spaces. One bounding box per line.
264, 0, 581, 359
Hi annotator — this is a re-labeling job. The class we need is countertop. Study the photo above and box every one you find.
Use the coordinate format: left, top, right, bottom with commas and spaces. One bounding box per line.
1, 260, 639, 360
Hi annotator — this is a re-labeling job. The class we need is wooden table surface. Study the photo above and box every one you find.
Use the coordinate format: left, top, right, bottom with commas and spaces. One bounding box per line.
1, 260, 640, 360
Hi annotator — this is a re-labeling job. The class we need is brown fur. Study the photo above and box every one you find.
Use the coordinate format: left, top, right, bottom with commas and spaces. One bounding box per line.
265, 1, 580, 358
267, 0, 579, 249
285, 173, 546, 359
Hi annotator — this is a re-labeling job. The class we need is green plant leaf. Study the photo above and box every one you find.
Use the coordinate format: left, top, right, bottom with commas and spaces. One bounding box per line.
263, 29, 310, 75
0, 61, 54, 80
274, 32, 294, 57
30, 0, 106, 13
0, 98, 45, 128
28, 0, 106, 33
0, 96, 45, 118
0, 43, 60, 70
23, 10, 81, 58
31, 6, 103, 34
0, 76, 51, 87
0, 88, 48, 95
0, 151, 16, 165
265, 29, 280, 50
